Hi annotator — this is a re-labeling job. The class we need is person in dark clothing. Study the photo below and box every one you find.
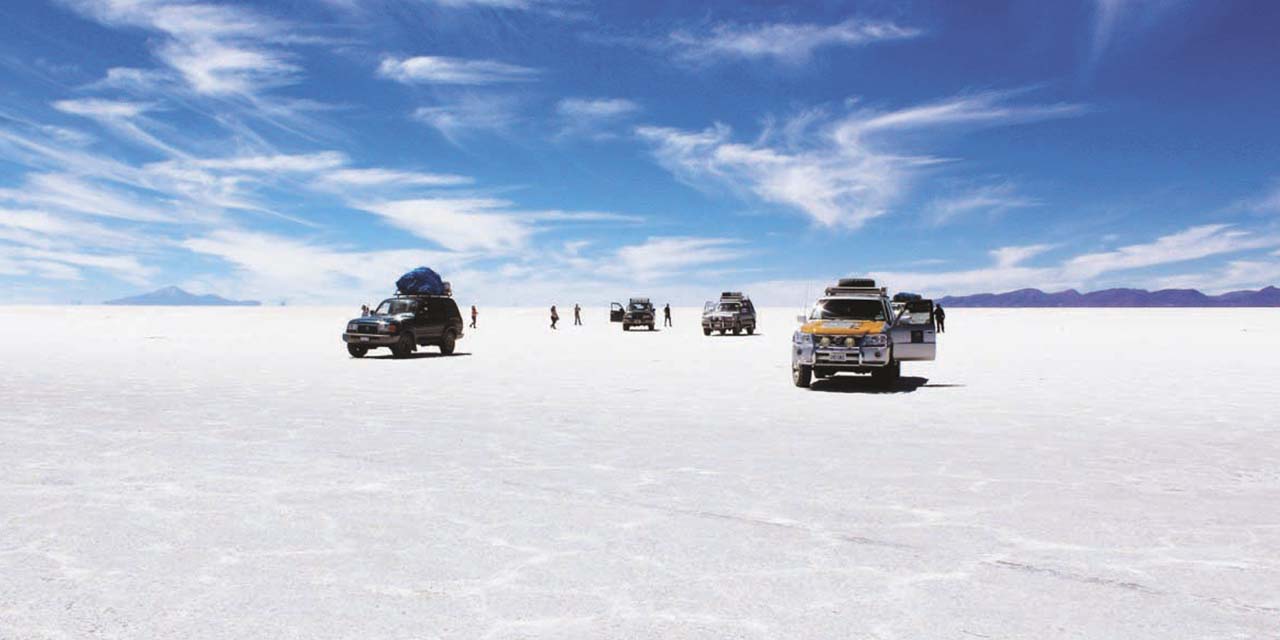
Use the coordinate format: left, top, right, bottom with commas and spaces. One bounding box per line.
550, 305, 559, 330
361, 304, 369, 316
573, 304, 582, 326
469, 305, 478, 329
663, 303, 672, 327
933, 304, 946, 333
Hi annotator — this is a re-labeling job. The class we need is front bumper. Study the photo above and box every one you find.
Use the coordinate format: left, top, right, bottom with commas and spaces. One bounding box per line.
703, 316, 744, 329
792, 342, 891, 369
342, 332, 398, 347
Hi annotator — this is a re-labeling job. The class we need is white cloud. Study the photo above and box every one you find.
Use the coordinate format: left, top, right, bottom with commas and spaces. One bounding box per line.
867, 224, 1280, 297
611, 236, 747, 281
378, 56, 538, 85
637, 91, 1084, 229
1151, 259, 1280, 293
356, 198, 533, 253
354, 197, 638, 254
315, 168, 472, 188
412, 95, 522, 143
193, 151, 348, 172
182, 229, 468, 303
927, 183, 1040, 226
990, 244, 1055, 269
557, 98, 639, 119
671, 18, 920, 64
62, 0, 302, 96
0, 244, 153, 285
52, 98, 152, 118
0, 173, 177, 223
556, 98, 640, 139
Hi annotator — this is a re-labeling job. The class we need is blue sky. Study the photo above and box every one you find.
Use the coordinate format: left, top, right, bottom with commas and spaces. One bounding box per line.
2, 0, 1279, 305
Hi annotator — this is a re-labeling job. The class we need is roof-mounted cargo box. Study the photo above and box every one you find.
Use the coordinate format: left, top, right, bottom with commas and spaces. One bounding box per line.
838, 278, 876, 288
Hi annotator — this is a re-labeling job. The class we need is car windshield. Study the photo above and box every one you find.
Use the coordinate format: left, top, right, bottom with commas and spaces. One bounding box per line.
810, 299, 887, 321
375, 299, 415, 315
630, 302, 649, 311
717, 303, 740, 312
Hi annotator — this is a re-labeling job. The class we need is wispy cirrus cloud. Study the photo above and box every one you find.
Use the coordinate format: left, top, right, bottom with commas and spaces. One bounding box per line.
378, 56, 539, 85
868, 224, 1280, 296
638, 90, 1084, 229
927, 183, 1040, 226
355, 197, 640, 254
59, 0, 304, 96
412, 95, 523, 144
670, 18, 921, 64
556, 97, 640, 139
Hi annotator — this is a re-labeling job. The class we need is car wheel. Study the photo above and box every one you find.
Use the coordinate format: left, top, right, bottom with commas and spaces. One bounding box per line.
746, 326, 754, 335
648, 324, 654, 331
622, 324, 629, 331
718, 329, 726, 335
732, 327, 741, 335
703, 328, 711, 336
347, 344, 367, 358
439, 330, 456, 355
793, 364, 812, 388
392, 333, 413, 358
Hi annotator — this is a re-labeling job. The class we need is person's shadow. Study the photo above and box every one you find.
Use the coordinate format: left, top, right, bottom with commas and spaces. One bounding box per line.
810, 375, 932, 394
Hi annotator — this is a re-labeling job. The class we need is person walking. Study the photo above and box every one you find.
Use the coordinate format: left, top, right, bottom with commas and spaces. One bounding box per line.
663, 303, 672, 327
933, 304, 946, 333
573, 303, 582, 326
469, 305, 478, 329
550, 305, 559, 330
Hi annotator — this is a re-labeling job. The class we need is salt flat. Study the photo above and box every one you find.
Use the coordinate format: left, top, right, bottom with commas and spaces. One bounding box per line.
1, 306, 1278, 639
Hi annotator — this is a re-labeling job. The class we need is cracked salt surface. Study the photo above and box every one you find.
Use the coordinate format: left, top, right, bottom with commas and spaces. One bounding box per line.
1, 306, 1278, 638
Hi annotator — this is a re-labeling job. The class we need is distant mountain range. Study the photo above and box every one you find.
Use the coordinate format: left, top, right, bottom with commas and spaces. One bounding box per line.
937, 286, 1280, 307
104, 286, 260, 307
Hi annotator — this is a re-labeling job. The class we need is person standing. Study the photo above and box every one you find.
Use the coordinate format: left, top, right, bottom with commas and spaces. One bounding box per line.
361, 304, 369, 316
573, 303, 582, 326
933, 304, 946, 333
469, 305, 478, 329
663, 303, 672, 327
550, 305, 559, 330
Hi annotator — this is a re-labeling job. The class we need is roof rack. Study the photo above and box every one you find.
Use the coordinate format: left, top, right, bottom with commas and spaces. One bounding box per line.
394, 281, 452, 297
719, 291, 745, 300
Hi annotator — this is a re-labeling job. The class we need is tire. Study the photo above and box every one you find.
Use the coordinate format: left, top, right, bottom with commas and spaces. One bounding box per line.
391, 333, 413, 358
703, 327, 711, 336
648, 324, 654, 331
439, 330, 456, 355
718, 329, 726, 335
347, 344, 367, 358
746, 326, 754, 335
732, 327, 741, 335
793, 364, 812, 388
622, 324, 629, 331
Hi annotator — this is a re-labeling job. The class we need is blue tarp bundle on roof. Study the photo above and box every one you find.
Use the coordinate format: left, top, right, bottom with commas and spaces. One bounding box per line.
396, 267, 445, 295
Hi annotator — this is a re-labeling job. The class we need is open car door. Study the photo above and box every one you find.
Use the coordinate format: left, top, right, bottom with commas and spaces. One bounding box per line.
891, 299, 936, 361
609, 302, 624, 323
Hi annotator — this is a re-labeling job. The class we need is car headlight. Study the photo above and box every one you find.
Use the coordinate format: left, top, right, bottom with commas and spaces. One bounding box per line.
347, 323, 356, 332
844, 337, 856, 348
863, 333, 888, 347
819, 336, 831, 347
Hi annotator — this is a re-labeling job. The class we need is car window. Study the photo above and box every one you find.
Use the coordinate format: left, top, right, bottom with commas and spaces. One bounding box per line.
810, 299, 888, 321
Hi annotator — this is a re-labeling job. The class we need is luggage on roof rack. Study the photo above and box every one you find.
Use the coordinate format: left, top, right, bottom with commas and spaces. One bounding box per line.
838, 278, 876, 288
395, 267, 449, 296
893, 292, 922, 303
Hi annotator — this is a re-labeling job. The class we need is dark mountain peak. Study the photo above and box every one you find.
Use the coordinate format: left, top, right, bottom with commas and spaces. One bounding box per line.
937, 285, 1280, 308
105, 286, 260, 306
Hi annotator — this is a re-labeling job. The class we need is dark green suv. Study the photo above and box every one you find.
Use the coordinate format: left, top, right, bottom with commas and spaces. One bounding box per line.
342, 294, 464, 358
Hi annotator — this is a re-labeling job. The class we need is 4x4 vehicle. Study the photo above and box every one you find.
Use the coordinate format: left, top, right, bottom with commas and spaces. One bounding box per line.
610, 297, 655, 331
791, 278, 936, 388
702, 291, 756, 335
342, 294, 464, 358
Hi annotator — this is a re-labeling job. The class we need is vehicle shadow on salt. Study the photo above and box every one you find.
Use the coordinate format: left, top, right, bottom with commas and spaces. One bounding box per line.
363, 352, 472, 360
810, 375, 930, 394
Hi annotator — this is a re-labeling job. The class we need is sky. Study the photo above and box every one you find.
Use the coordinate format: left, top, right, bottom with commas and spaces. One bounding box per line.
1, 0, 1279, 305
